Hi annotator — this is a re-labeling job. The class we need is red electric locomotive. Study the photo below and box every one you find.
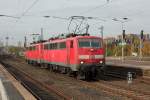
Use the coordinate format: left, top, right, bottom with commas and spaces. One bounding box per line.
25, 42, 44, 65
25, 34, 105, 79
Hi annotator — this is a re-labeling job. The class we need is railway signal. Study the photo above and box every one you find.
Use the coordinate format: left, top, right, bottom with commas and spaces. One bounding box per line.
123, 30, 126, 40
140, 30, 144, 40
140, 30, 144, 60
99, 26, 104, 40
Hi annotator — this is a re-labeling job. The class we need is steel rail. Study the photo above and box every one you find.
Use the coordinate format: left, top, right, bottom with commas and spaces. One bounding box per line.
1, 61, 72, 100
5, 57, 150, 100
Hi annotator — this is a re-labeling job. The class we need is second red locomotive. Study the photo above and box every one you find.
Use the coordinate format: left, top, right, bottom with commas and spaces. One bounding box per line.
25, 34, 105, 79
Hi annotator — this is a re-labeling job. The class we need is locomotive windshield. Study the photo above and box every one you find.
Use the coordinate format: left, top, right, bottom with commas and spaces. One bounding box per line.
78, 38, 102, 48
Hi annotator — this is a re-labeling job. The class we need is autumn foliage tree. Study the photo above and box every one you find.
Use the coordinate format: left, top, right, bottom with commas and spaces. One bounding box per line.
142, 41, 150, 56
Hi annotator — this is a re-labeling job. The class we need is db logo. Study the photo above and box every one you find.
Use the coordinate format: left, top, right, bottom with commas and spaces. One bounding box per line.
89, 55, 95, 59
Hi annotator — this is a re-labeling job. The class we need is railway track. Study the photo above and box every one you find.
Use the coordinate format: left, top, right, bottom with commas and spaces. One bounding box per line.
81, 81, 150, 100
76, 75, 150, 100
2, 58, 150, 100
58, 72, 150, 100
39, 66, 150, 100
75, 68, 150, 100
136, 76, 150, 85
101, 72, 150, 97
0, 61, 72, 100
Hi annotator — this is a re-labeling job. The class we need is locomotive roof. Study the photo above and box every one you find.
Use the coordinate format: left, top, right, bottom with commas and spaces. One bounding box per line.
27, 35, 102, 46
43, 35, 102, 44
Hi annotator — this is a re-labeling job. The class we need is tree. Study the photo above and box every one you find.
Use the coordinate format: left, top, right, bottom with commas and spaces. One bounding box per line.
142, 41, 150, 56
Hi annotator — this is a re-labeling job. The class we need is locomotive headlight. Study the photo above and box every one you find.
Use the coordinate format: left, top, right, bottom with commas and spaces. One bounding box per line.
80, 61, 84, 64
100, 61, 103, 64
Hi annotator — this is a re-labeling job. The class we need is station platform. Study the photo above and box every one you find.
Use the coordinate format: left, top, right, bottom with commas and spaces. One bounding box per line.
0, 64, 36, 100
106, 57, 150, 77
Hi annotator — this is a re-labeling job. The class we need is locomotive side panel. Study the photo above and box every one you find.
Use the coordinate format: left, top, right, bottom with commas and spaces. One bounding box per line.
43, 41, 68, 66
42, 43, 48, 63
37, 43, 43, 63
31, 44, 41, 62
66, 39, 78, 71
49, 49, 67, 66
25, 43, 43, 64
28, 46, 35, 61
24, 47, 29, 60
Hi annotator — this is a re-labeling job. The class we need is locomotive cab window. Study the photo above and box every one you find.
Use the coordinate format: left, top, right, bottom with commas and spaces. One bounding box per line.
91, 39, 101, 48
54, 43, 58, 49
78, 38, 102, 48
48, 44, 52, 50
44, 44, 48, 50
59, 42, 66, 49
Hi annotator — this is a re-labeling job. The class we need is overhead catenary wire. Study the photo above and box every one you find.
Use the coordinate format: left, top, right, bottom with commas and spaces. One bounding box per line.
21, 0, 113, 18
20, 0, 40, 18
52, 16, 69, 20
78, 0, 112, 15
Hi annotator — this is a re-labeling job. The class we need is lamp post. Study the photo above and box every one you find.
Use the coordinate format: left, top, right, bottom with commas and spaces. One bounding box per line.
140, 30, 144, 60
24, 36, 26, 47
99, 25, 104, 41
5, 36, 9, 54
112, 18, 129, 62
105, 39, 108, 57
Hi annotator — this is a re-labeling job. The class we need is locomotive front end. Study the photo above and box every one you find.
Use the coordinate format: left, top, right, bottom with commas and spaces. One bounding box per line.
77, 37, 105, 79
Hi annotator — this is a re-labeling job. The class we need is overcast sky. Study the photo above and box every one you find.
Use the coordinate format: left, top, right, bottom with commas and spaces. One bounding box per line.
0, 0, 149, 46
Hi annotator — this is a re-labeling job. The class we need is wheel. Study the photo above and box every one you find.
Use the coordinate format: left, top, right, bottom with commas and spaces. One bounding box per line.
77, 70, 85, 80
33, 61, 37, 66
44, 64, 48, 68
60, 67, 67, 74
40, 63, 45, 68
49, 64, 53, 71
67, 69, 75, 77
85, 71, 92, 81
